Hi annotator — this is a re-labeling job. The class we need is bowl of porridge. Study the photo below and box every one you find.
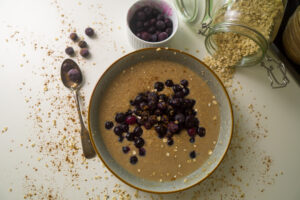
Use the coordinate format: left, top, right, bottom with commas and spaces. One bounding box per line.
88, 48, 233, 193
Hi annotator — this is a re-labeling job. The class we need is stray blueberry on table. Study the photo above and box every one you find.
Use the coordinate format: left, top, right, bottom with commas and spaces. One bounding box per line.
80, 48, 89, 57
78, 40, 88, 48
69, 33, 78, 41
65, 47, 75, 56
85, 27, 95, 37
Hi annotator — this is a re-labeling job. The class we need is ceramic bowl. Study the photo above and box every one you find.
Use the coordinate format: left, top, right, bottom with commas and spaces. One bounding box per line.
126, 0, 178, 49
88, 48, 233, 193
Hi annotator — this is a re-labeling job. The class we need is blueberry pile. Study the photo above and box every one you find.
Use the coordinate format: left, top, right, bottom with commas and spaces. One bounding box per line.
105, 79, 206, 164
130, 6, 173, 42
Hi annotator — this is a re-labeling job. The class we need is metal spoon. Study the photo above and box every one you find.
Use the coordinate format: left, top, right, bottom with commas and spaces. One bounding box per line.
61, 59, 96, 159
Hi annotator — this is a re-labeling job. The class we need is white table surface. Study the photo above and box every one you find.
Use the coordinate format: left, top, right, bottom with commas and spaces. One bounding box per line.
0, 0, 300, 199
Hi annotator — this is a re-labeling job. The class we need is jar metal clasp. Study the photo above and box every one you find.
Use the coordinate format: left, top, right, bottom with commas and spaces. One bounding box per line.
261, 55, 289, 89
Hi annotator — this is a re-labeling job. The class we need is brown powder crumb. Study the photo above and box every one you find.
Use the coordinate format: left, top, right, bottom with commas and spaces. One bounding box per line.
1, 127, 8, 134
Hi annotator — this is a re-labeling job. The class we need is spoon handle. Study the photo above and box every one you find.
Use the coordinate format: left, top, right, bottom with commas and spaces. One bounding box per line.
73, 90, 96, 159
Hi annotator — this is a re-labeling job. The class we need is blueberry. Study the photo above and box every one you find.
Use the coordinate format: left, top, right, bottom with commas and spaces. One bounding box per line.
78, 40, 88, 48
125, 109, 133, 116
154, 109, 162, 116
157, 14, 164, 21
187, 128, 196, 137
184, 99, 195, 108
180, 79, 189, 87
156, 20, 166, 30
114, 126, 123, 136
148, 115, 157, 125
167, 138, 174, 146
69, 33, 78, 41
67, 68, 82, 83
151, 33, 158, 42
155, 124, 167, 136
144, 6, 152, 17
165, 80, 174, 87
144, 121, 152, 129
164, 18, 173, 28
197, 127, 206, 137
161, 115, 169, 124
134, 94, 144, 104
170, 98, 181, 107
185, 115, 196, 128
65, 47, 74, 56
182, 88, 190, 96
134, 137, 145, 148
189, 137, 195, 143
168, 122, 179, 134
125, 115, 137, 125
137, 11, 146, 21
85, 27, 95, 37
147, 92, 158, 102
136, 32, 142, 39
172, 84, 182, 93
120, 123, 129, 132
139, 147, 146, 156
150, 18, 156, 25
159, 94, 168, 101
158, 32, 168, 41
152, 8, 159, 17
140, 102, 148, 110
154, 82, 164, 91
118, 136, 124, 142
122, 146, 130, 154
133, 126, 143, 137
165, 27, 173, 36
144, 21, 150, 28
148, 26, 156, 34
125, 132, 135, 141
190, 151, 196, 159
157, 101, 167, 110
105, 121, 114, 129
174, 91, 184, 98
130, 156, 138, 164
148, 100, 156, 110
62, 62, 73, 73
141, 32, 151, 41
193, 118, 199, 127
136, 21, 143, 28
115, 112, 126, 123
80, 48, 89, 57
175, 113, 185, 124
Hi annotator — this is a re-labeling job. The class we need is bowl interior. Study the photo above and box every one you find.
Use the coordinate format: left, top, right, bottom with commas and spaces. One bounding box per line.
88, 48, 233, 193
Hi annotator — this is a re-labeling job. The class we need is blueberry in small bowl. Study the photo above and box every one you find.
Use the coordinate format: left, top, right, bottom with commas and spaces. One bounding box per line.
127, 0, 178, 49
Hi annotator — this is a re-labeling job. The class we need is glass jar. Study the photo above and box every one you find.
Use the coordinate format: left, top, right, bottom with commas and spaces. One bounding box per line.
283, 6, 300, 65
174, 0, 289, 88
